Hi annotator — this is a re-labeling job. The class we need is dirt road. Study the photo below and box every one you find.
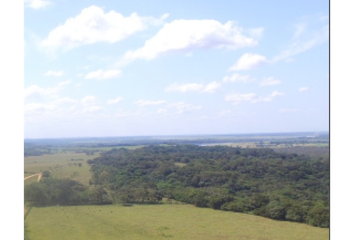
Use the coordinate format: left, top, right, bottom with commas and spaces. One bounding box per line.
37, 173, 42, 182
24, 172, 42, 216
24, 172, 43, 182
24, 173, 39, 181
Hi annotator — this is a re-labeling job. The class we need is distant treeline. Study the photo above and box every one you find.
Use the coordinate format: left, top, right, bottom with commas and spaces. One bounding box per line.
87, 145, 329, 228
273, 146, 329, 161
24, 132, 328, 149
24, 146, 52, 157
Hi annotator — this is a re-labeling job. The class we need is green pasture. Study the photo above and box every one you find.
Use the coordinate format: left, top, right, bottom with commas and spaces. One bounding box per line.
24, 152, 100, 185
49, 161, 93, 185
25, 204, 328, 240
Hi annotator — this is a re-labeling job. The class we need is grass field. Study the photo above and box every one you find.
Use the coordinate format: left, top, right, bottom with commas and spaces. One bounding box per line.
25, 204, 328, 240
24, 152, 100, 185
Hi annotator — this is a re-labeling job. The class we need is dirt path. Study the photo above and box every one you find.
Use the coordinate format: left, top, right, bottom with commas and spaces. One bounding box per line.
24, 172, 42, 216
24, 173, 39, 181
37, 173, 43, 182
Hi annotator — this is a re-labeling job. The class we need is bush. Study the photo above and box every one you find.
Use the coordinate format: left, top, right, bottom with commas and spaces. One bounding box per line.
24, 178, 112, 206
42, 170, 51, 178
306, 205, 329, 228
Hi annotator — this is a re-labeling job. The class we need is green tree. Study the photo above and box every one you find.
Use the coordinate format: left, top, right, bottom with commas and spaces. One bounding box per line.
42, 170, 51, 178
306, 205, 329, 228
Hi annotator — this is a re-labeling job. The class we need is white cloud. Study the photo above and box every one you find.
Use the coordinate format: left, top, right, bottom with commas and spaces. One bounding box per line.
81, 96, 97, 106
44, 70, 64, 77
225, 91, 284, 104
58, 80, 71, 87
223, 73, 251, 83
165, 81, 220, 93
25, 0, 51, 10
203, 81, 221, 93
279, 108, 299, 113
259, 77, 282, 86
85, 69, 121, 80
168, 102, 202, 114
299, 87, 309, 92
225, 93, 257, 104
24, 80, 71, 99
41, 6, 163, 51
81, 96, 102, 113
272, 16, 329, 62
145, 13, 170, 26
113, 107, 161, 119
247, 28, 264, 39
257, 91, 285, 102
218, 110, 232, 116
51, 97, 77, 105
25, 102, 56, 114
135, 100, 166, 107
165, 83, 204, 93
157, 109, 168, 115
123, 19, 257, 61
293, 22, 307, 39
82, 106, 102, 113
107, 97, 123, 104
229, 53, 267, 71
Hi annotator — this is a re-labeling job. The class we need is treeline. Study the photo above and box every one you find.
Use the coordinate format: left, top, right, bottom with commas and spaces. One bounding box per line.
24, 178, 112, 206
24, 146, 52, 157
88, 145, 329, 228
273, 146, 329, 161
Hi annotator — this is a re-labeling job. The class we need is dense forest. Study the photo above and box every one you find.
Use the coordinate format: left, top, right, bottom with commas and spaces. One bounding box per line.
25, 144, 329, 227
86, 145, 329, 227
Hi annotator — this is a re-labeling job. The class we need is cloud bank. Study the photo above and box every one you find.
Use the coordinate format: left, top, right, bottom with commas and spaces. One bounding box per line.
42, 6, 165, 51
123, 19, 258, 61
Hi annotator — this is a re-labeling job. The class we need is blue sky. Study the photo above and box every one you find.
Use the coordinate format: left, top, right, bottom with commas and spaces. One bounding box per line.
24, 0, 329, 138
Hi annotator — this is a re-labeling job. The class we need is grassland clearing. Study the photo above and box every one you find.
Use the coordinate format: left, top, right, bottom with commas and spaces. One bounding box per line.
174, 162, 187, 167
25, 204, 328, 240
24, 152, 100, 185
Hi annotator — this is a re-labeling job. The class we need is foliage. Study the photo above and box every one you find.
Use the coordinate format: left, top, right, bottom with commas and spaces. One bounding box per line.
24, 178, 112, 207
88, 145, 329, 227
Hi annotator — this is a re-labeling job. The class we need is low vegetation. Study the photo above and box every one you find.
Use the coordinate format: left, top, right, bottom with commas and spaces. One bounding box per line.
25, 204, 329, 240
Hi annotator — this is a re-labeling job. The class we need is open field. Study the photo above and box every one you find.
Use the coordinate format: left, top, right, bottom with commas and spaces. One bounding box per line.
24, 152, 100, 185
25, 204, 328, 240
